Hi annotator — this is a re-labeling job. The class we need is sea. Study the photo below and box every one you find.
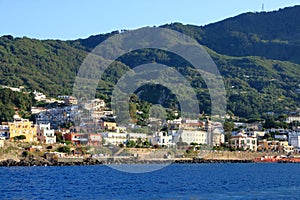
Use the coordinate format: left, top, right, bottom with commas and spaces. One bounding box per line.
1, 163, 300, 199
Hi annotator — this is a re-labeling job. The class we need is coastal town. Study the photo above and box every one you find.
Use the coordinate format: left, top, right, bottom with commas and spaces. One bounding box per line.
1, 85, 300, 166
2, 2, 300, 199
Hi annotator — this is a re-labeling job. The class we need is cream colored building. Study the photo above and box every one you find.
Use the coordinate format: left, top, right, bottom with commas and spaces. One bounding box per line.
84, 99, 106, 110
212, 128, 225, 146
230, 133, 257, 151
104, 132, 148, 146
286, 116, 300, 123
105, 132, 127, 145
176, 129, 207, 145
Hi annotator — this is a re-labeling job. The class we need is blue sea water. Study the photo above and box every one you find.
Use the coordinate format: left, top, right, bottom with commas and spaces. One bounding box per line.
1, 163, 300, 199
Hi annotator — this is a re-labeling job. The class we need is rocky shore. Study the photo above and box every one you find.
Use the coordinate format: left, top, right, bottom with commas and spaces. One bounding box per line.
0, 157, 103, 167
0, 156, 255, 167
174, 158, 253, 164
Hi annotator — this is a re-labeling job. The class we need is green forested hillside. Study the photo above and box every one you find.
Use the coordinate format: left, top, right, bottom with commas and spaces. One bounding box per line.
0, 88, 34, 121
0, 35, 87, 96
163, 5, 300, 64
0, 5, 300, 120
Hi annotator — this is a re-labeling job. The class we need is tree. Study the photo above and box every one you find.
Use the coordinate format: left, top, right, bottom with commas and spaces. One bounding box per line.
57, 146, 71, 154
135, 137, 143, 148
223, 121, 234, 133
143, 138, 151, 148
15, 135, 26, 141
190, 142, 198, 146
129, 102, 137, 123
22, 151, 29, 157
225, 133, 232, 143
55, 132, 63, 143
263, 116, 276, 129
177, 136, 188, 147
126, 140, 136, 148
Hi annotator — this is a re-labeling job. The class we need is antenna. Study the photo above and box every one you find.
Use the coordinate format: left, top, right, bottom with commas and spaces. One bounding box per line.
262, 3, 264, 11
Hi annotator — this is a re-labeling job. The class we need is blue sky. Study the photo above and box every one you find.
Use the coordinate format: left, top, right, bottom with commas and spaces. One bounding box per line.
1, 0, 299, 40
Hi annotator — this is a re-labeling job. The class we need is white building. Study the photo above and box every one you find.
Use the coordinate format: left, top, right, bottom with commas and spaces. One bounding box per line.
104, 132, 128, 145
0, 124, 9, 139
128, 132, 148, 141
252, 131, 266, 137
33, 90, 46, 101
175, 129, 207, 145
288, 133, 300, 148
37, 123, 56, 144
104, 132, 148, 146
149, 132, 174, 147
212, 127, 225, 146
84, 99, 106, 110
286, 116, 300, 123
230, 132, 257, 151
274, 134, 288, 140
167, 118, 182, 125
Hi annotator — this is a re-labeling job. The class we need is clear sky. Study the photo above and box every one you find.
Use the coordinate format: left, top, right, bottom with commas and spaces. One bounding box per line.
1, 0, 299, 40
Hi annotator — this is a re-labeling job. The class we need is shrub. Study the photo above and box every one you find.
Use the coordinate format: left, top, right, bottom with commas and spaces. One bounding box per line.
57, 146, 71, 154
22, 151, 29, 157
15, 135, 26, 141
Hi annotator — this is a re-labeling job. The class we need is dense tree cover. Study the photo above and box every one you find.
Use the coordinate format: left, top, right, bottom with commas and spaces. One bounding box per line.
0, 35, 87, 96
0, 88, 35, 122
57, 146, 71, 154
1, 6, 300, 119
163, 5, 300, 64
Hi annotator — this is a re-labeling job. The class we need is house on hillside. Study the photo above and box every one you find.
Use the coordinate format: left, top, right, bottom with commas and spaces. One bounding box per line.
64, 132, 102, 146
286, 116, 300, 123
174, 129, 207, 145
229, 132, 257, 151
37, 123, 56, 144
212, 127, 225, 146
149, 132, 174, 147
0, 123, 9, 139
288, 132, 300, 150
8, 118, 37, 142
100, 120, 116, 131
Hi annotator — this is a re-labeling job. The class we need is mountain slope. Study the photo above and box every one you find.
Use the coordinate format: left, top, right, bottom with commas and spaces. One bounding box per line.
163, 5, 300, 64
0, 35, 87, 96
0, 6, 300, 119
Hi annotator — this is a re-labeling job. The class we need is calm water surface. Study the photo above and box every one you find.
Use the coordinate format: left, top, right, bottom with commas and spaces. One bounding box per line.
1, 163, 300, 199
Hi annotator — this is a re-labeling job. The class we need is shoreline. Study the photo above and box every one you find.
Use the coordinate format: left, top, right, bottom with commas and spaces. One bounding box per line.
1, 157, 299, 167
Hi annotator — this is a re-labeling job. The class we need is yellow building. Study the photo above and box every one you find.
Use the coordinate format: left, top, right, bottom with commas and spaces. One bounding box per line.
9, 119, 37, 142
100, 121, 116, 131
